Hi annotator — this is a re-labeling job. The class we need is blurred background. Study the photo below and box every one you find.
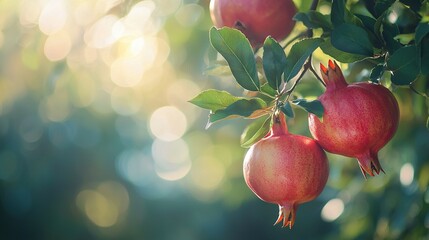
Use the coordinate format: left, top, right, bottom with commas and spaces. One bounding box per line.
0, 0, 428, 239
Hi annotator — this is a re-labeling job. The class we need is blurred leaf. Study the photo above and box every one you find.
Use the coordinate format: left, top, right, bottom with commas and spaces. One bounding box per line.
189, 89, 241, 111
209, 98, 267, 123
240, 116, 271, 148
427, 116, 429, 129
421, 37, 429, 75
375, 0, 396, 17
370, 64, 385, 83
331, 23, 374, 56
284, 38, 322, 82
293, 11, 332, 31
415, 23, 429, 44
209, 27, 260, 91
263, 37, 286, 90
387, 45, 420, 85
281, 101, 295, 118
331, 0, 347, 27
355, 14, 383, 48
204, 60, 232, 76
382, 22, 403, 53
260, 83, 277, 97
400, 0, 422, 12
292, 99, 324, 119
320, 38, 369, 63
331, 0, 363, 27
394, 33, 415, 45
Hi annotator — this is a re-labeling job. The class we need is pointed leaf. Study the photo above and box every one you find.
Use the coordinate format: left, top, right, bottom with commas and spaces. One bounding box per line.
284, 38, 322, 82
209, 27, 259, 91
320, 38, 368, 63
263, 37, 286, 90
416, 23, 429, 45
293, 11, 332, 31
370, 64, 385, 83
331, 23, 374, 56
387, 45, 420, 85
241, 116, 271, 148
281, 101, 295, 118
292, 99, 324, 119
209, 98, 267, 123
189, 89, 241, 111
260, 83, 277, 97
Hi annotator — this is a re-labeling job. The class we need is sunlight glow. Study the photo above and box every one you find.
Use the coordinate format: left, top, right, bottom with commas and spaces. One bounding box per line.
400, 163, 414, 186
76, 181, 129, 228
152, 138, 191, 181
149, 106, 187, 141
44, 31, 72, 61
321, 198, 345, 222
39, 0, 68, 35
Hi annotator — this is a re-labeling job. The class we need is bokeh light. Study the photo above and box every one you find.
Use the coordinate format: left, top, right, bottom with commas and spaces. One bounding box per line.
321, 198, 345, 222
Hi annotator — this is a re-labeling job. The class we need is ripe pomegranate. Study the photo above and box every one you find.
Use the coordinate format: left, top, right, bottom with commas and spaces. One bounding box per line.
243, 113, 329, 228
209, 0, 297, 48
308, 60, 400, 178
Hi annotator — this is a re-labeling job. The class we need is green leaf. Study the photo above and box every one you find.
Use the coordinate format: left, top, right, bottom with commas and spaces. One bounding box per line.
284, 38, 322, 82
209, 27, 260, 91
240, 116, 271, 148
293, 11, 332, 31
387, 45, 420, 85
394, 33, 415, 45
415, 23, 429, 44
426, 116, 429, 130
209, 98, 267, 123
263, 37, 286, 90
281, 101, 294, 118
189, 89, 241, 111
331, 23, 374, 56
331, 0, 363, 27
331, 0, 346, 27
260, 83, 277, 97
382, 22, 402, 53
292, 99, 324, 119
370, 64, 385, 83
320, 38, 368, 63
420, 36, 429, 75
374, 0, 396, 17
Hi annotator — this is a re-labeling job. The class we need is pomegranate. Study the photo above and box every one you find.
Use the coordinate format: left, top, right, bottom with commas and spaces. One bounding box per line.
243, 113, 329, 228
209, 0, 297, 48
308, 60, 400, 178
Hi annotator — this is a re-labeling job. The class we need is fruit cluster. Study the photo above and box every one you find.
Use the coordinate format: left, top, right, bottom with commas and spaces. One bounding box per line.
199, 0, 403, 229
244, 60, 399, 228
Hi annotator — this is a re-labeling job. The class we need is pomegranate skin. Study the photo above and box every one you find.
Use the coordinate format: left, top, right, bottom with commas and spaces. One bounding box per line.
243, 114, 329, 228
209, 0, 297, 48
309, 60, 399, 178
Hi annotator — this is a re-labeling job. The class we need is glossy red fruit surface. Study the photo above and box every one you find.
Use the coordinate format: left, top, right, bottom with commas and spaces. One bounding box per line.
209, 0, 297, 48
243, 114, 329, 228
309, 60, 400, 178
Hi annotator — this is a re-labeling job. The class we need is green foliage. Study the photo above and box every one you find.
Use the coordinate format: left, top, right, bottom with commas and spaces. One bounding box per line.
292, 99, 324, 119
281, 101, 295, 118
284, 38, 322, 82
263, 37, 286, 90
240, 116, 271, 148
331, 23, 374, 56
209, 27, 260, 91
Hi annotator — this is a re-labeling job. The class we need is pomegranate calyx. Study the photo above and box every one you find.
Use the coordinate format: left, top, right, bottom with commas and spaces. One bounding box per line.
274, 203, 297, 229
320, 60, 348, 90
357, 151, 385, 179
270, 113, 289, 136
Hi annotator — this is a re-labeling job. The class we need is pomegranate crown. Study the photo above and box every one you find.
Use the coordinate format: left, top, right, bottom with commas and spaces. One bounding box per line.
320, 60, 348, 89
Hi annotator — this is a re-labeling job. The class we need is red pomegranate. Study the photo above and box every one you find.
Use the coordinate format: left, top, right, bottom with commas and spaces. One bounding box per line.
309, 60, 399, 178
209, 0, 297, 48
243, 113, 329, 228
